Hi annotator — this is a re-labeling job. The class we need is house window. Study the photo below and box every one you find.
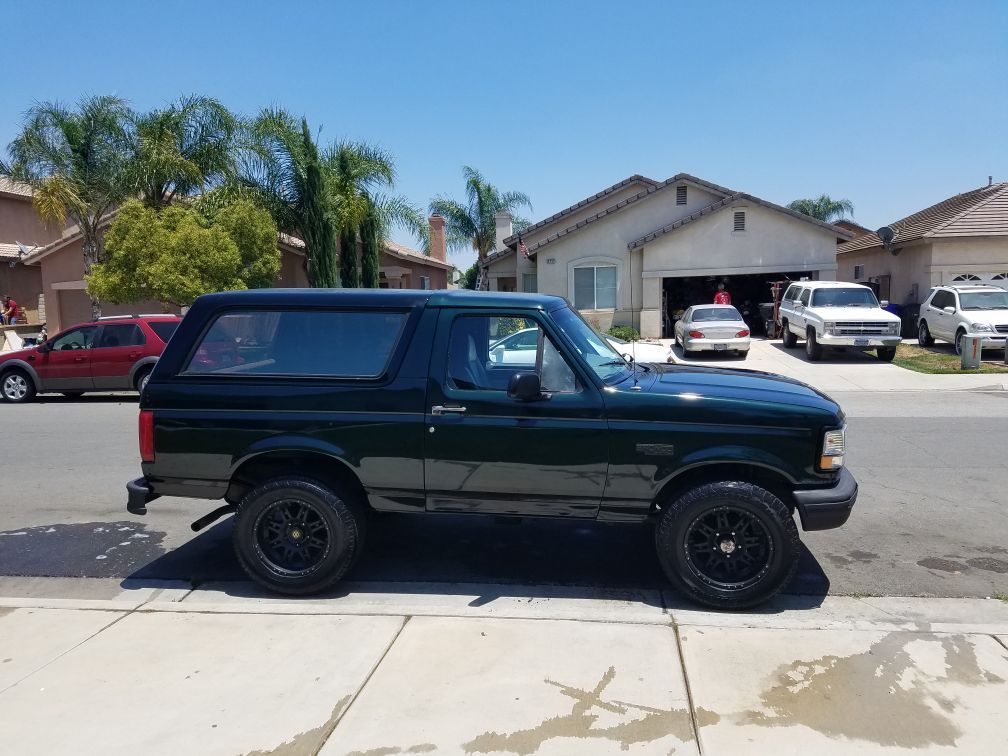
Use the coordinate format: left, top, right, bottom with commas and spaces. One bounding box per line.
733, 211, 746, 232
952, 273, 981, 282
991, 273, 1008, 280
573, 265, 617, 310
522, 273, 538, 293
854, 265, 865, 279
419, 276, 430, 290
676, 186, 687, 205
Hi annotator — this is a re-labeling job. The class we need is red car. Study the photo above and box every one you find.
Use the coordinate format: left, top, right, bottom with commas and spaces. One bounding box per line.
0, 314, 181, 403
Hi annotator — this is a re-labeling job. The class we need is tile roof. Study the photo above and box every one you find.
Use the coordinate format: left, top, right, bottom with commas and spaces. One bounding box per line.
0, 242, 36, 260
504, 173, 739, 257
838, 182, 1008, 254
628, 193, 853, 249
383, 239, 455, 270
0, 177, 33, 199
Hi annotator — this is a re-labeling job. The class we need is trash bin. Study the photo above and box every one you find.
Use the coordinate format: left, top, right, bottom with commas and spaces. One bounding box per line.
961, 335, 982, 369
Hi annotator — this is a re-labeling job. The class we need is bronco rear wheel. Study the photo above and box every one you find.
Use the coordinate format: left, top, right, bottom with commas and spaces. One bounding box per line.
655, 481, 799, 609
232, 476, 365, 595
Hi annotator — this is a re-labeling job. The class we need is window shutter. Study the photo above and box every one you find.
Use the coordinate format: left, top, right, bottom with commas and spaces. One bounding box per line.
676, 186, 687, 205
854, 265, 865, 279
733, 211, 746, 231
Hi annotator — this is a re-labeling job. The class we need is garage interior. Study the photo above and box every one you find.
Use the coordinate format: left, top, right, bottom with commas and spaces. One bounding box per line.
661, 271, 810, 337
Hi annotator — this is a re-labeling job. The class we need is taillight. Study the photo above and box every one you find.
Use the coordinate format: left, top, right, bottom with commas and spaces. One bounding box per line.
688, 330, 705, 338
139, 410, 155, 463
736, 329, 750, 338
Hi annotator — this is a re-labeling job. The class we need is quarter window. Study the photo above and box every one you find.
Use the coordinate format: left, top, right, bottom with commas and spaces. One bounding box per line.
148, 321, 179, 343
573, 265, 617, 310
184, 310, 408, 377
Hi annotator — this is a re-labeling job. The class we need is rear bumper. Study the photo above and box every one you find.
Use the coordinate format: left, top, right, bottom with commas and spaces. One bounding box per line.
684, 336, 750, 352
126, 477, 160, 515
792, 468, 858, 531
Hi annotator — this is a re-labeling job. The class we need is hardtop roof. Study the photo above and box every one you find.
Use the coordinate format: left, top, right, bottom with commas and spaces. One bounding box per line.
192, 288, 569, 311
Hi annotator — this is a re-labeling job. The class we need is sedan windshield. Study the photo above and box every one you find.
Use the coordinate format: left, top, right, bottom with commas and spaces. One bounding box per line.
811, 288, 879, 308
692, 307, 742, 322
960, 290, 1008, 310
551, 306, 632, 384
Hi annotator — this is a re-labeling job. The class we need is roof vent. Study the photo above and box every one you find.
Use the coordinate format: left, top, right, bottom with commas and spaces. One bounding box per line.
676, 186, 687, 205
733, 211, 745, 231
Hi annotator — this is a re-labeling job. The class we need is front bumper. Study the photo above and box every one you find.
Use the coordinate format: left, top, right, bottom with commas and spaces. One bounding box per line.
792, 468, 858, 531
819, 334, 901, 348
126, 477, 160, 515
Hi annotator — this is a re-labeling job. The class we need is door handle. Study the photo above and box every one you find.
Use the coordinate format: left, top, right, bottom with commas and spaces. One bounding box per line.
73, 356, 86, 363
128, 352, 140, 359
431, 405, 467, 416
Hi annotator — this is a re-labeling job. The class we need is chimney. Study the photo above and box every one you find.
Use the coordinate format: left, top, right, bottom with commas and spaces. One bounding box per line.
495, 210, 513, 253
990, 176, 994, 187
428, 214, 446, 262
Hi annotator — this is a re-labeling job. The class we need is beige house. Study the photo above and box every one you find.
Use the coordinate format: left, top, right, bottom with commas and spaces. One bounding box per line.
0, 177, 56, 324
837, 181, 1008, 305
485, 174, 850, 338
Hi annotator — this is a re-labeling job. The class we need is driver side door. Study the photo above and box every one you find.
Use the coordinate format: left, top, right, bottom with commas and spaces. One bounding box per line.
35, 326, 98, 391
424, 309, 608, 518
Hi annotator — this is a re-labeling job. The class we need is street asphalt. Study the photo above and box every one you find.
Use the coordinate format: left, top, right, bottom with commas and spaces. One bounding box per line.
1, 389, 1006, 599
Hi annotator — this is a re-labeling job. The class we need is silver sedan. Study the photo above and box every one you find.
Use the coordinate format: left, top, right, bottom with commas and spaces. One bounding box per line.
674, 304, 751, 357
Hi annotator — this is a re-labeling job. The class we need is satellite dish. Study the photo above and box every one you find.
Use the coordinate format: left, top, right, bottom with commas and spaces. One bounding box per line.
15, 241, 32, 257
876, 226, 895, 248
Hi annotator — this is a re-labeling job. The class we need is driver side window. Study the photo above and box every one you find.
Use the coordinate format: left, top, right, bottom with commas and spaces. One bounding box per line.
50, 326, 96, 351
448, 315, 578, 393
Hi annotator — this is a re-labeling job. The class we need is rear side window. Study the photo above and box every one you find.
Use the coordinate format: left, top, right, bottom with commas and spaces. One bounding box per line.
147, 321, 179, 343
184, 310, 408, 377
98, 323, 145, 348
799, 289, 811, 306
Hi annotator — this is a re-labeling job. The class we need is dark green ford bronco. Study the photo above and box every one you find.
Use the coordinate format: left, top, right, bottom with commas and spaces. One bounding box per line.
127, 289, 856, 608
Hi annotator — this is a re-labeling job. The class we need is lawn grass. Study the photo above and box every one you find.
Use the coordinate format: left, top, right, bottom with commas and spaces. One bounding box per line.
891, 343, 1008, 374
994, 592, 1008, 603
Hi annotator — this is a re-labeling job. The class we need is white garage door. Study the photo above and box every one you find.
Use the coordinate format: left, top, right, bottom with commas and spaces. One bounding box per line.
949, 272, 1008, 284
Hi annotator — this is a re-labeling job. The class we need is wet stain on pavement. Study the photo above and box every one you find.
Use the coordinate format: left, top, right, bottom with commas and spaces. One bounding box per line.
826, 549, 879, 568
976, 545, 1008, 555
0, 608, 12, 619
462, 666, 705, 754
739, 633, 1004, 748
2, 658, 11, 663
245, 695, 350, 756
0, 522, 167, 578
966, 557, 1008, 574
917, 557, 968, 573
346, 745, 438, 756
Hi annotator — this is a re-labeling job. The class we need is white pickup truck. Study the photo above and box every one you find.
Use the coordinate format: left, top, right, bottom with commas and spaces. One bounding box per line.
778, 281, 902, 362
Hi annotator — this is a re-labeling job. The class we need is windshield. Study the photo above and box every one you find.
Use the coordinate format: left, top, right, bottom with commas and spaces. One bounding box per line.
551, 306, 632, 384
960, 290, 1008, 310
811, 288, 879, 308
692, 307, 742, 322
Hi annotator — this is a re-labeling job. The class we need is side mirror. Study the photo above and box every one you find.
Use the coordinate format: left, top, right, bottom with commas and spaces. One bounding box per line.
944, 306, 956, 314
880, 300, 889, 308
507, 372, 545, 402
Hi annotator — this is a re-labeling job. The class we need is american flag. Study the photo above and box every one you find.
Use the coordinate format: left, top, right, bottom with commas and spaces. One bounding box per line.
519, 239, 529, 258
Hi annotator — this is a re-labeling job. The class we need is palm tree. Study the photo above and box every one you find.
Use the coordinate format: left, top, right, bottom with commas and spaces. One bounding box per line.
128, 95, 239, 210
429, 166, 532, 267
1, 95, 132, 318
237, 108, 339, 287
787, 195, 855, 223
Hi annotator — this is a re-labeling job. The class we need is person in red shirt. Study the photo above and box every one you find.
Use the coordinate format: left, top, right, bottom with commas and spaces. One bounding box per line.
2, 295, 19, 325
713, 283, 731, 305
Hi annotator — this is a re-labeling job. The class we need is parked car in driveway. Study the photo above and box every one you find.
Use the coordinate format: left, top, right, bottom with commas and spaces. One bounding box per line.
0, 314, 181, 403
778, 281, 902, 362
127, 289, 856, 609
917, 284, 1008, 354
674, 305, 751, 357
490, 327, 672, 365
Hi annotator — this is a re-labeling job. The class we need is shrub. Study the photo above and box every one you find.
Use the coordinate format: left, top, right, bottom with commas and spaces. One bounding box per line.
607, 325, 641, 341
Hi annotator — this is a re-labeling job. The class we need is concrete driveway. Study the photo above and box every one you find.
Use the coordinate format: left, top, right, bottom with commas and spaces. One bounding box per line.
668, 337, 1008, 393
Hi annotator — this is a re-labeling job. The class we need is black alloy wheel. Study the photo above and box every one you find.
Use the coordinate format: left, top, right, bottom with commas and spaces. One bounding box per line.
254, 498, 331, 577
683, 505, 773, 590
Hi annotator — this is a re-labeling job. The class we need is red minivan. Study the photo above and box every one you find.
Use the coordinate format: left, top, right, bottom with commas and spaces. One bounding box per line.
0, 314, 181, 403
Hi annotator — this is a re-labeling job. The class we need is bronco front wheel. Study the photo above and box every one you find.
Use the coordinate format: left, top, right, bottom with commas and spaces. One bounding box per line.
656, 481, 799, 609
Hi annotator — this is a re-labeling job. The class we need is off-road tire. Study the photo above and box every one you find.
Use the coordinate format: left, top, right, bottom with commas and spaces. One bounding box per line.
918, 320, 935, 347
1, 369, 36, 403
805, 328, 823, 361
232, 476, 366, 595
781, 321, 797, 348
655, 481, 799, 610
876, 347, 897, 362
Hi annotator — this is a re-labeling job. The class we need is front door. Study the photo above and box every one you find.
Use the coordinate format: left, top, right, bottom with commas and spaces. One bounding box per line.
35, 325, 97, 391
424, 310, 609, 518
91, 323, 147, 389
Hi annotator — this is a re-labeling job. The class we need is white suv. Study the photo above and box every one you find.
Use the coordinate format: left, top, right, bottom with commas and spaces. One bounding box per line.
917, 284, 1008, 354
778, 281, 902, 362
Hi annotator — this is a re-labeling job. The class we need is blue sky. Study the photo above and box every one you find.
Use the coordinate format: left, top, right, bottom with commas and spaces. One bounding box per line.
3, 0, 1006, 270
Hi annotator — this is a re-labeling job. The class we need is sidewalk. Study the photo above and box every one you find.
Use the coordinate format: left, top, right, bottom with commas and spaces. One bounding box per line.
665, 337, 1008, 393
2, 581, 1007, 755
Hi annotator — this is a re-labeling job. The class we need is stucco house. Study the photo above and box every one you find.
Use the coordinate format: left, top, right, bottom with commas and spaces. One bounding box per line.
836, 181, 1008, 306
484, 174, 851, 338
0, 177, 54, 324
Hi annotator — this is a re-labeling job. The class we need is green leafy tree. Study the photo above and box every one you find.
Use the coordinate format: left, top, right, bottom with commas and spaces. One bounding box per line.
87, 199, 280, 308
128, 95, 239, 210
429, 166, 532, 266
1, 95, 132, 319
787, 195, 855, 223
360, 203, 381, 288
339, 226, 360, 288
461, 261, 479, 289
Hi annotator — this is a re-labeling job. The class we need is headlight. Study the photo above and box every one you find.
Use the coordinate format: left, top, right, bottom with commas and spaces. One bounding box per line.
820, 428, 845, 470
971, 323, 994, 333
888, 322, 901, 335
824, 322, 836, 335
